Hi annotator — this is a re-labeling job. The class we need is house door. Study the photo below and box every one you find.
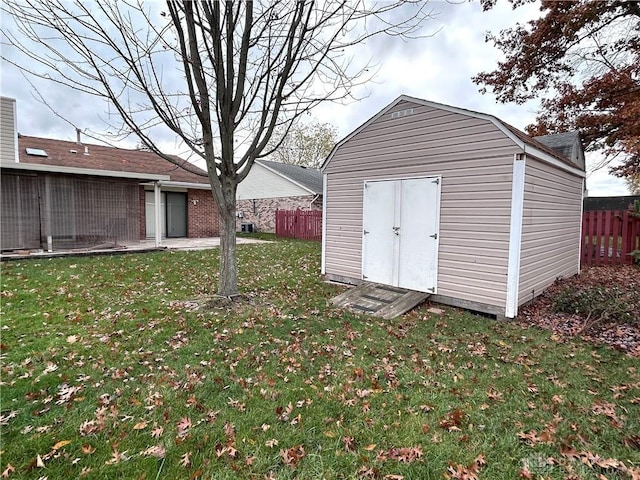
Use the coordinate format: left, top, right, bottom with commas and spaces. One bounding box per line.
145, 191, 166, 239
362, 177, 441, 293
166, 192, 187, 238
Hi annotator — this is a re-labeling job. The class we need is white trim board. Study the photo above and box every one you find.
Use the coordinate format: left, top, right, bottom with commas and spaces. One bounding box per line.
1, 161, 170, 181
321, 173, 328, 274
505, 154, 526, 318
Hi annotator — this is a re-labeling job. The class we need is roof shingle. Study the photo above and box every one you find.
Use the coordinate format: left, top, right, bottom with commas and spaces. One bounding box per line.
15, 135, 209, 184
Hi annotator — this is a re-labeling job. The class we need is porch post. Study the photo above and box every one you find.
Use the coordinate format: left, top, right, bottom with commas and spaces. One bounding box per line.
44, 175, 53, 252
154, 181, 161, 248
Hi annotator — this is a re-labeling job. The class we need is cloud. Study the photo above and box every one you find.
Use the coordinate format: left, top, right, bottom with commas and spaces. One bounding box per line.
0, 1, 630, 196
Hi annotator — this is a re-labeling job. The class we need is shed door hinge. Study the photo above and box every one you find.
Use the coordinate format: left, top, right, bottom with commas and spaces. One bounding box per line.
430, 233, 438, 239
364, 230, 369, 235
363, 275, 368, 279
432, 178, 440, 185
427, 287, 435, 293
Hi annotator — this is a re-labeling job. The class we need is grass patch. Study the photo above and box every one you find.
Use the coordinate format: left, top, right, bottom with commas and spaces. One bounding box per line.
1, 239, 639, 479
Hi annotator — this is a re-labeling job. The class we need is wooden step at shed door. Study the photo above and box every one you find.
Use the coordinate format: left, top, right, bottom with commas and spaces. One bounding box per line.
330, 282, 430, 320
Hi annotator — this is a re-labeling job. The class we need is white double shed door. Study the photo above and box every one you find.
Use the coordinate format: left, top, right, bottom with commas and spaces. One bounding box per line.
362, 176, 441, 293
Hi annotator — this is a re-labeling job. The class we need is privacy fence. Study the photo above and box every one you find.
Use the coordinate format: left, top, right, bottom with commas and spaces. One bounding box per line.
581, 209, 640, 266
275, 209, 322, 241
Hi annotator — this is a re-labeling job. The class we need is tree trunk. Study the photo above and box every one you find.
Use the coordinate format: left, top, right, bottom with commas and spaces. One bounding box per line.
217, 179, 238, 297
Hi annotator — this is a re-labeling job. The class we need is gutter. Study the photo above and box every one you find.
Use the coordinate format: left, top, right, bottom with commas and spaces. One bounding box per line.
1, 161, 170, 181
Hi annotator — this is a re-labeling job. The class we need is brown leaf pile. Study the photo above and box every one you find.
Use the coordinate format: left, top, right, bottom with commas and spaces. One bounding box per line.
519, 265, 640, 356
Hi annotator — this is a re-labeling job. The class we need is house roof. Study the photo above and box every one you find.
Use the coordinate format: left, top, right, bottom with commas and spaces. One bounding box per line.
11, 135, 209, 184
257, 159, 323, 195
322, 95, 586, 177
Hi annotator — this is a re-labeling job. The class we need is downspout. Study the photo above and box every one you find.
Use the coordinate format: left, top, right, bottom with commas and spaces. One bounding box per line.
308, 194, 320, 210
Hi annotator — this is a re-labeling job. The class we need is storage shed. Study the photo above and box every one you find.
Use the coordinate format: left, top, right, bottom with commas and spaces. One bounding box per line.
321, 96, 586, 318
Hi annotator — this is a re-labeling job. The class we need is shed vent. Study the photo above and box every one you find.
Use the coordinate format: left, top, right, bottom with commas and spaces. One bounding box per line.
391, 108, 414, 119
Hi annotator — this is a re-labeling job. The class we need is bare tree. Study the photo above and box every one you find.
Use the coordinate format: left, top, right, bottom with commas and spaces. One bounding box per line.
269, 119, 338, 168
2, 0, 435, 296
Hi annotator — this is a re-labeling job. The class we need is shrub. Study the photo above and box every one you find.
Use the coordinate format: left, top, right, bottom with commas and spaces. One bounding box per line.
552, 285, 638, 330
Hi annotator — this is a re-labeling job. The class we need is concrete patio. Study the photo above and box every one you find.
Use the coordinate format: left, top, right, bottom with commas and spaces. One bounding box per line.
0, 236, 269, 261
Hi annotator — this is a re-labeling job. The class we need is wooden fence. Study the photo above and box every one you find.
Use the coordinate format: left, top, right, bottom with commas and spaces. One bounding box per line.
275, 209, 322, 241
581, 209, 640, 266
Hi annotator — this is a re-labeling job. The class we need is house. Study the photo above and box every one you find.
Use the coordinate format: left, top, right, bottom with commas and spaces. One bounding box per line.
321, 95, 586, 319
236, 159, 322, 232
0, 96, 218, 252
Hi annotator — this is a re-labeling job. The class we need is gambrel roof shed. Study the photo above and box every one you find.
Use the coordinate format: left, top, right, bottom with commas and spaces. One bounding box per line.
321, 95, 585, 319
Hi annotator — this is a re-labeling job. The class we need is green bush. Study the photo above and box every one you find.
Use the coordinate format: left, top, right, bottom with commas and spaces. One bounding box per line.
552, 284, 638, 328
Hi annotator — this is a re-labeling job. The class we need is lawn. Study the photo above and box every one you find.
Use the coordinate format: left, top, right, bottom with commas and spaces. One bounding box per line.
1, 238, 639, 479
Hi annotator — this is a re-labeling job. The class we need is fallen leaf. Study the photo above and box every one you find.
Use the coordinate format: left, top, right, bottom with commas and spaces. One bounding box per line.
132, 421, 148, 430
1, 464, 15, 478
52, 440, 71, 450
141, 445, 165, 458
180, 452, 191, 467
81, 444, 96, 455
280, 445, 305, 467
177, 417, 192, 438
364, 444, 377, 451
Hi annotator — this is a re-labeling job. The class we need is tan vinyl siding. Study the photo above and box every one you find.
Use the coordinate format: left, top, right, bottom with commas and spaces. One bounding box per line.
325, 100, 521, 308
518, 157, 583, 305
0, 97, 17, 163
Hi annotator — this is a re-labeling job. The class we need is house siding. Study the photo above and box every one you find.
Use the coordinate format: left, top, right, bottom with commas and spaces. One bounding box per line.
518, 157, 583, 305
324, 100, 521, 309
237, 163, 310, 200
0, 97, 17, 163
236, 195, 322, 233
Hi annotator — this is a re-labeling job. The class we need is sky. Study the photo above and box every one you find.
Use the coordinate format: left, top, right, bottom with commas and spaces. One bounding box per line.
0, 1, 630, 196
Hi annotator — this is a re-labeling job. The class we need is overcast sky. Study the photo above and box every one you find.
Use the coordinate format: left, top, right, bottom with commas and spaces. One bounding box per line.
0, 0, 629, 196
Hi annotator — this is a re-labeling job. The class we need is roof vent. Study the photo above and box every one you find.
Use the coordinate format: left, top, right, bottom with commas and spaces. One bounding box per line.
391, 108, 414, 119
25, 148, 48, 157
84, 146, 89, 156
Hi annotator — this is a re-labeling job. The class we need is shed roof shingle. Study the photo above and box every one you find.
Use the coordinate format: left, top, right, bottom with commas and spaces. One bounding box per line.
14, 135, 209, 184
534, 131, 580, 160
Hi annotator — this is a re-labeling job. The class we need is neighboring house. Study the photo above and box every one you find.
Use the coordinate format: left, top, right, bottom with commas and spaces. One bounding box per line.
236, 159, 322, 232
321, 95, 586, 319
0, 97, 218, 252
583, 196, 640, 211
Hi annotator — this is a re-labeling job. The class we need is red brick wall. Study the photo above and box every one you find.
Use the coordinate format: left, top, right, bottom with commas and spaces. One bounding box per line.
187, 189, 219, 237
236, 195, 322, 233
